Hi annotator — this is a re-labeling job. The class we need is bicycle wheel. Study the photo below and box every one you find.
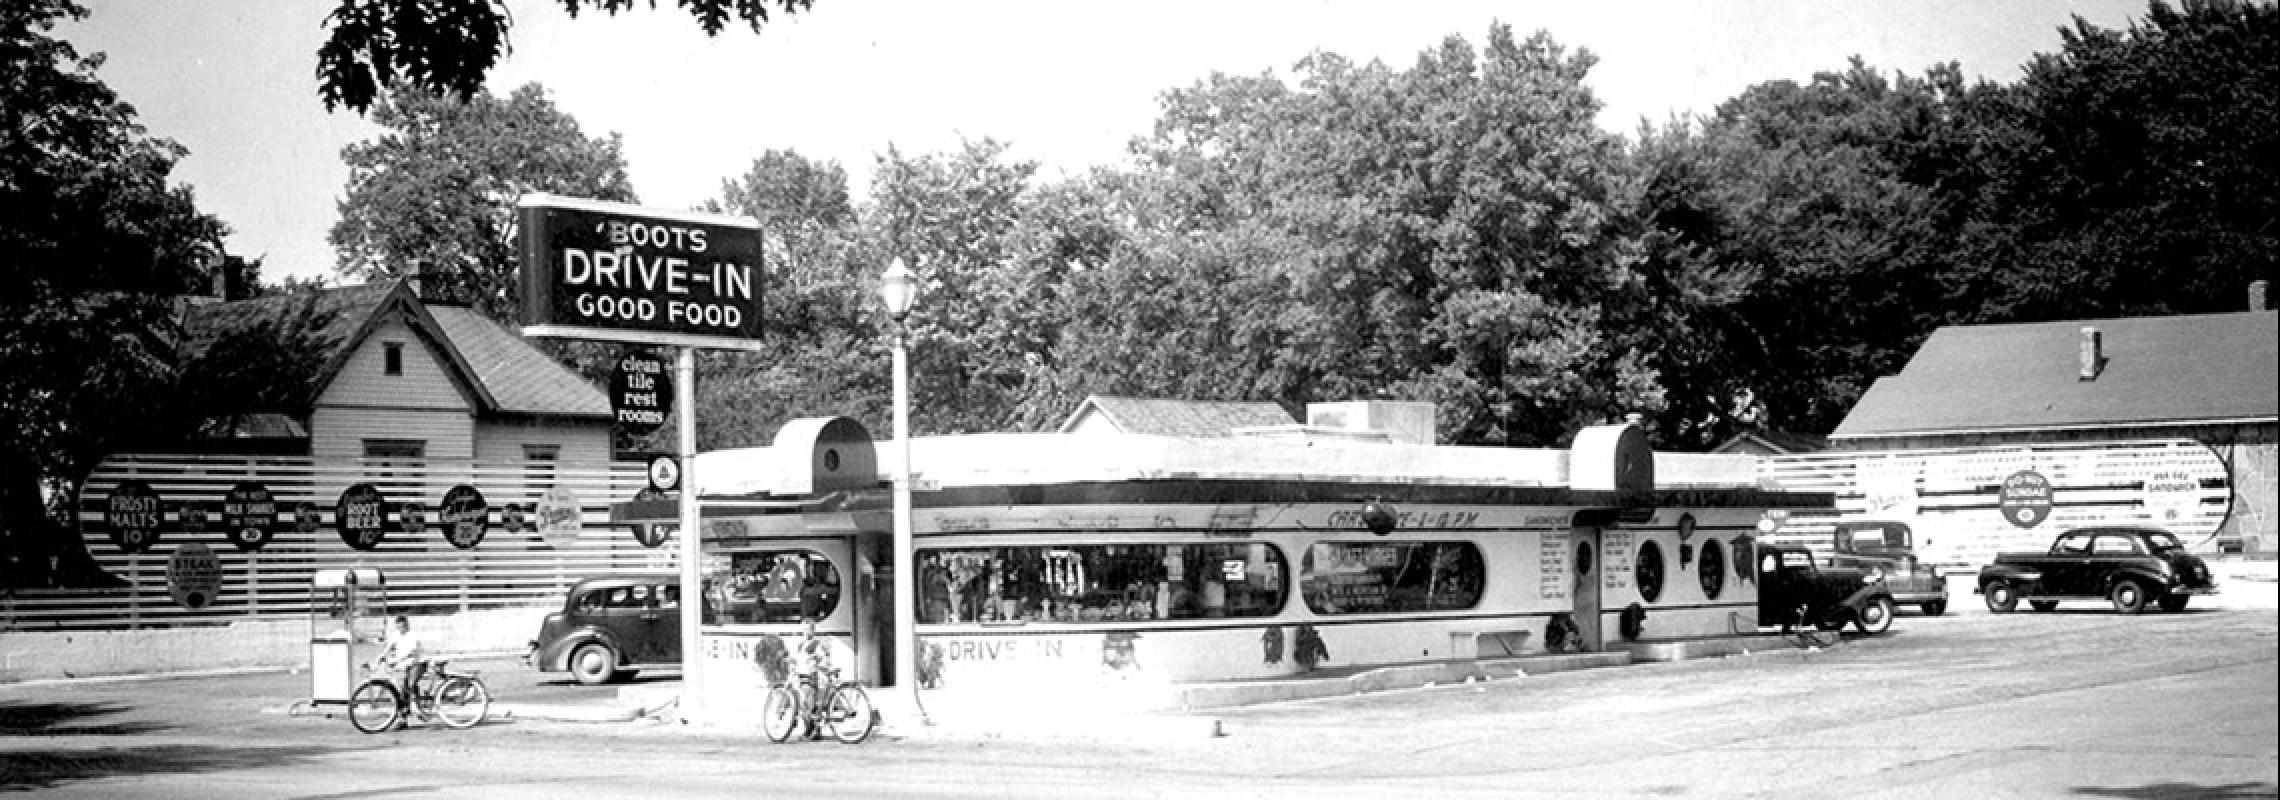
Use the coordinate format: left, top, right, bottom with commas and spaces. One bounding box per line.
348, 680, 404, 734
433, 675, 491, 729
825, 684, 876, 744
761, 685, 804, 743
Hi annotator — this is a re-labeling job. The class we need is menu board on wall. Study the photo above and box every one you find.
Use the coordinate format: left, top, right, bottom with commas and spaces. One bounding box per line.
1600, 531, 1635, 591
1539, 532, 1568, 601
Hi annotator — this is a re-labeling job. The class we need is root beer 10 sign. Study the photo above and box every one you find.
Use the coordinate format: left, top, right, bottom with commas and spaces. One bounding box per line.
517, 194, 766, 349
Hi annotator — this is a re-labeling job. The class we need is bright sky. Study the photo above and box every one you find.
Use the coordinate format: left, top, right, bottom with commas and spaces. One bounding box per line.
64, 0, 2151, 284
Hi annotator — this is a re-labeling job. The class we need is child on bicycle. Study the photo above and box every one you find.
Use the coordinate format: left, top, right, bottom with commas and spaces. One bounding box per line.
374, 615, 427, 699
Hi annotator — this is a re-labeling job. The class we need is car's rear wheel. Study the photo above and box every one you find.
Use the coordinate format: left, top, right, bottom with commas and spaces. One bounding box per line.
1853, 597, 1895, 635
2029, 600, 2059, 612
1920, 600, 1946, 617
2157, 594, 2189, 613
2109, 581, 2149, 615
569, 643, 619, 686
1984, 580, 2018, 613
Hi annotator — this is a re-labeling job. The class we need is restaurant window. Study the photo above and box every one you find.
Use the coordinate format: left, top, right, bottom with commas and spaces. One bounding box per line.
915, 542, 1287, 624
1698, 538, 1726, 600
705, 549, 841, 625
1300, 541, 1484, 615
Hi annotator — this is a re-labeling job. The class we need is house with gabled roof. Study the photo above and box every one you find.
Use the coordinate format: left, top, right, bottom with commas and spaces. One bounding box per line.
178, 278, 613, 467
1760, 305, 2276, 560
1057, 395, 1299, 438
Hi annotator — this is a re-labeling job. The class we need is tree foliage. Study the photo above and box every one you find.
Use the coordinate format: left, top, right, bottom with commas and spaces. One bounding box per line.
1, 0, 227, 587
331, 83, 636, 323
318, 0, 814, 114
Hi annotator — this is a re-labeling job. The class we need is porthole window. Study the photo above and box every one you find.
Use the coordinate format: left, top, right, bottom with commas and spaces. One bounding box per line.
1698, 538, 1726, 599
1636, 540, 1666, 603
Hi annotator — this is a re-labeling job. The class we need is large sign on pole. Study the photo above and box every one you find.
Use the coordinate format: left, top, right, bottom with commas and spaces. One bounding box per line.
518, 194, 767, 349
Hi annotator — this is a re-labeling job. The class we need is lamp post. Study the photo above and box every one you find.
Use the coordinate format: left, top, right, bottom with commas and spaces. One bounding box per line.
878, 257, 927, 724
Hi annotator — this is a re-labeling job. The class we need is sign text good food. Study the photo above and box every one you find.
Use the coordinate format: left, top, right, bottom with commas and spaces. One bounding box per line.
518, 194, 765, 349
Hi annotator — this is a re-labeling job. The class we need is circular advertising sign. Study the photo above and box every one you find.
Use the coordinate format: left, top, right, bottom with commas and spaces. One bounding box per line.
647, 454, 681, 492
536, 487, 584, 549
104, 480, 164, 554
222, 482, 279, 552
336, 483, 389, 550
167, 543, 224, 609
1999, 470, 2054, 528
629, 487, 671, 548
440, 485, 490, 550
610, 349, 673, 437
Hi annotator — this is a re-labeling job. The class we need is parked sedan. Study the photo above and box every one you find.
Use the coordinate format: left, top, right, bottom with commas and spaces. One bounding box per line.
525, 574, 683, 685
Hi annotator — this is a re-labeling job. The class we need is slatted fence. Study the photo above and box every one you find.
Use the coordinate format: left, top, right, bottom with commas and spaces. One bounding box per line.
1756, 439, 2231, 569
1, 454, 679, 632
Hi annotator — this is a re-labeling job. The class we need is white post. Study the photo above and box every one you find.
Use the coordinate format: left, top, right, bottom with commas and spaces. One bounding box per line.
891, 326, 926, 724
676, 345, 704, 724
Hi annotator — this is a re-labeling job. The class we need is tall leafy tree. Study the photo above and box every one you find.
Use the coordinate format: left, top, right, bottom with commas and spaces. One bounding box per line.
1086, 25, 1660, 446
692, 150, 887, 449
330, 83, 636, 323
866, 140, 1048, 435
317, 0, 814, 113
1, 0, 227, 588
1958, 0, 2278, 321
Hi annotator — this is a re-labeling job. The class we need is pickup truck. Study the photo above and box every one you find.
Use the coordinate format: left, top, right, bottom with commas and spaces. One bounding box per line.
1976, 526, 2218, 614
1827, 520, 1950, 616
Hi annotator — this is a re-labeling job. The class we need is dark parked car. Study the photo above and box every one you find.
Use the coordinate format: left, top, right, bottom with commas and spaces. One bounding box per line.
1758, 545, 1898, 634
1977, 527, 2217, 614
525, 574, 683, 685
1828, 520, 1950, 616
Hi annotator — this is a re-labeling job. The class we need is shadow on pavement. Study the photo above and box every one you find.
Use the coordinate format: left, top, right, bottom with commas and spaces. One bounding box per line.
1, 742, 340, 792
2, 700, 344, 792
0, 701, 170, 737
2072, 780, 2280, 799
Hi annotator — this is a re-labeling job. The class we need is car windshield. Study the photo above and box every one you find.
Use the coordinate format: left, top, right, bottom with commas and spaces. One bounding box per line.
2145, 532, 2185, 553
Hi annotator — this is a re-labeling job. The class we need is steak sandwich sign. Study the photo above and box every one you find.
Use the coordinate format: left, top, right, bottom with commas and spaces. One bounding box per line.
518, 194, 766, 349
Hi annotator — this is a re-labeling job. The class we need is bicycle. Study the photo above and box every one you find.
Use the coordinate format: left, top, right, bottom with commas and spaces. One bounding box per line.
761, 658, 877, 744
348, 660, 493, 733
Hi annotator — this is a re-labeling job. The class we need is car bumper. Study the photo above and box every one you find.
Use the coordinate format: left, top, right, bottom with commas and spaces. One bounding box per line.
2166, 586, 2220, 597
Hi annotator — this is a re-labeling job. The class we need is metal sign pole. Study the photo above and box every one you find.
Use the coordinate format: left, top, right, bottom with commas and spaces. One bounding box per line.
676, 345, 703, 724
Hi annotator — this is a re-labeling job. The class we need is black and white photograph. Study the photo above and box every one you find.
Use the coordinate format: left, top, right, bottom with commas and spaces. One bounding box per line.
3, 1, 2274, 797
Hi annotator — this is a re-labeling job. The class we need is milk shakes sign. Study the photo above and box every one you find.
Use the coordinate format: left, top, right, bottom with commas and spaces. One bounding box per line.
518, 194, 765, 347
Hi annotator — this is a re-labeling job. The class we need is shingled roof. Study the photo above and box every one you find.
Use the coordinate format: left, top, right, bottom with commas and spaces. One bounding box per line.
1057, 395, 1296, 437
1831, 311, 2277, 440
182, 280, 606, 420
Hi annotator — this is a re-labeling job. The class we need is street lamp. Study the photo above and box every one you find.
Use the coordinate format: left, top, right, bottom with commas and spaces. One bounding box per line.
878, 257, 927, 724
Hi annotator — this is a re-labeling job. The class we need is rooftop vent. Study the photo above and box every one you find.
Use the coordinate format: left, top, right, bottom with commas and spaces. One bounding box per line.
2078, 326, 2103, 381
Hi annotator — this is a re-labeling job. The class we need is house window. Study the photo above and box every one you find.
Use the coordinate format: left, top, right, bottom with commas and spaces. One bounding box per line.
363, 439, 425, 482
383, 342, 404, 376
523, 444, 561, 493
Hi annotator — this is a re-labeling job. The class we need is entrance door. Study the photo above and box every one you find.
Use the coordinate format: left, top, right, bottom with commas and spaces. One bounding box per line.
1572, 527, 1603, 651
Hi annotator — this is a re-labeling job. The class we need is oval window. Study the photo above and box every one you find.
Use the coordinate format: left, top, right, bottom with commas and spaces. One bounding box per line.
1636, 540, 1666, 603
1699, 538, 1725, 599
1574, 540, 1595, 576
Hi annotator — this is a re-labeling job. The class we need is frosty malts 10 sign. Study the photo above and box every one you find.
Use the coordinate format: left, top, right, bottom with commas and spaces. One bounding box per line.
518, 194, 765, 349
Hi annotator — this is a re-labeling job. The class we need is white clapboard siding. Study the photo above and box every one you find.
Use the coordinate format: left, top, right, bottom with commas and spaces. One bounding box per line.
1757, 439, 2230, 570
3, 454, 679, 632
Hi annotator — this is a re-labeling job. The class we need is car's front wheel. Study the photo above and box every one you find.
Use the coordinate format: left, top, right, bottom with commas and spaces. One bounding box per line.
2110, 581, 2149, 615
1854, 596, 1895, 635
569, 642, 620, 686
1984, 580, 2019, 613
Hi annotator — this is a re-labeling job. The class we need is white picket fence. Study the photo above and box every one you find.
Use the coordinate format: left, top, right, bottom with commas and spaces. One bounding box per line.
1756, 438, 2232, 569
2, 454, 679, 632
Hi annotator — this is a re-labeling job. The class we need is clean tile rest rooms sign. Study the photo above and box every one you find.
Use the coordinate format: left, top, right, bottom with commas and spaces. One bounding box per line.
519, 194, 766, 348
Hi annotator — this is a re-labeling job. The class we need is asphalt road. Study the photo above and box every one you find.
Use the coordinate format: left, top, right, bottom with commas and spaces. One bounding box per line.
4, 584, 2274, 799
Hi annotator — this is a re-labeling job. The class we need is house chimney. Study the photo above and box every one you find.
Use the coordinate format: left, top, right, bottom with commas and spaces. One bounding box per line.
1624, 412, 1645, 427
2078, 326, 2103, 381
2252, 280, 2269, 312
407, 260, 425, 300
